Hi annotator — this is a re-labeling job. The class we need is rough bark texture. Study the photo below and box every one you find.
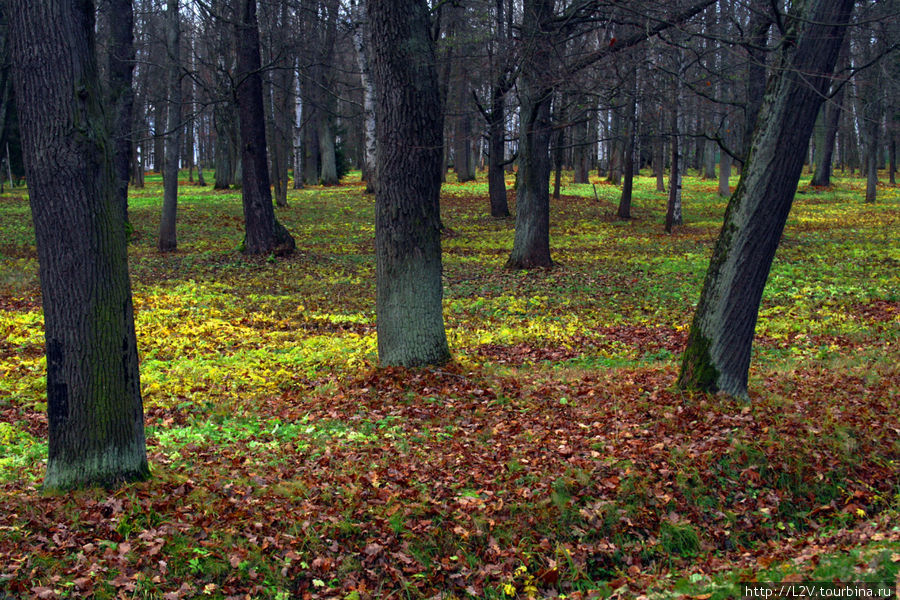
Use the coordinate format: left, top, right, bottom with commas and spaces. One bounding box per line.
678, 0, 854, 398
235, 0, 295, 256
507, 0, 554, 269
158, 0, 181, 252
369, 0, 450, 367
107, 0, 135, 222
9, 0, 148, 489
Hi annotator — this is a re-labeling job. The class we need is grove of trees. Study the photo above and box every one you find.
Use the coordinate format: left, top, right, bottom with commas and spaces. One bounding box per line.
1, 0, 897, 488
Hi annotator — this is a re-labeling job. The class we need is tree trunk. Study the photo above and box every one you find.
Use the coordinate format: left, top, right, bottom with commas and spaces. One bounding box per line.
890, 136, 896, 185
158, 0, 181, 252
618, 82, 637, 220
864, 101, 880, 203
350, 0, 377, 193
718, 151, 731, 196
235, 0, 295, 256
369, 0, 450, 367
107, 0, 135, 222
665, 78, 683, 233
741, 0, 771, 164
507, 0, 554, 269
487, 82, 510, 217
810, 39, 848, 187
213, 106, 237, 189
9, 0, 148, 490
678, 0, 854, 398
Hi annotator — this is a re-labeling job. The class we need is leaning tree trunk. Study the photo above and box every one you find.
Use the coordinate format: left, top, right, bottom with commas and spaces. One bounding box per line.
235, 0, 295, 255
9, 0, 148, 490
107, 0, 135, 222
368, 0, 450, 367
158, 0, 181, 252
678, 0, 855, 398
506, 0, 554, 269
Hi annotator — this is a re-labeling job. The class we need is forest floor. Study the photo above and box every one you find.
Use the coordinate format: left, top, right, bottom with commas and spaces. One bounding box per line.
0, 171, 898, 599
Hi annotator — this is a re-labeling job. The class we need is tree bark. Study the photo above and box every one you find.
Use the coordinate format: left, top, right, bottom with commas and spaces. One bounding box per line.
107, 0, 135, 222
718, 151, 731, 196
158, 0, 181, 252
487, 82, 510, 217
235, 0, 295, 256
350, 0, 377, 193
810, 39, 848, 187
740, 0, 771, 163
506, 0, 554, 269
9, 0, 148, 490
678, 0, 855, 398
618, 78, 637, 220
369, 0, 450, 366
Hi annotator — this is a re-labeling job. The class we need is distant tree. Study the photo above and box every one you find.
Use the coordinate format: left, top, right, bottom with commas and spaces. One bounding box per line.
158, 0, 182, 252
8, 0, 149, 489
234, 0, 295, 255
678, 0, 855, 398
368, 0, 450, 366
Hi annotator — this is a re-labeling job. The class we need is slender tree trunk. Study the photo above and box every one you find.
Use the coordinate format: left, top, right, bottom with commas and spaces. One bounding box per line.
618, 80, 637, 219
810, 39, 848, 187
293, 66, 304, 189
369, 0, 450, 366
107, 0, 135, 222
678, 0, 855, 398
9, 0, 148, 490
158, 0, 181, 252
350, 0, 376, 193
235, 0, 295, 255
890, 136, 896, 185
718, 151, 731, 196
864, 102, 880, 203
487, 82, 510, 217
665, 74, 684, 233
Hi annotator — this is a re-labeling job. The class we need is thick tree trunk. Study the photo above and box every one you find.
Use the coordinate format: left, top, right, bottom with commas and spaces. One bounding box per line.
107, 0, 135, 222
158, 0, 181, 252
507, 0, 554, 269
9, 0, 148, 490
369, 0, 450, 367
235, 0, 295, 256
678, 0, 854, 398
